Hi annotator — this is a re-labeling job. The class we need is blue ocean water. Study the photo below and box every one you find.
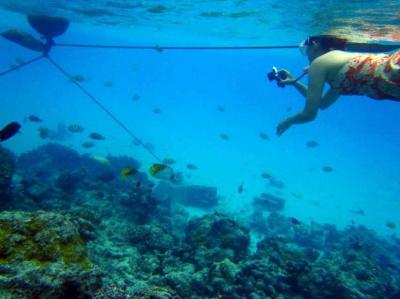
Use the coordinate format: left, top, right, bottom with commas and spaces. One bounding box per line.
2, 2, 399, 233
0, 2, 400, 297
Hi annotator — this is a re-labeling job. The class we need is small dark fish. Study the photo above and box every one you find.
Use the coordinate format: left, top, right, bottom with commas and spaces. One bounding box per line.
0, 122, 21, 142
71, 75, 85, 82
217, 105, 225, 112
322, 166, 333, 173
261, 172, 272, 179
350, 209, 365, 216
186, 163, 198, 170
104, 81, 114, 87
286, 107, 292, 112
89, 132, 105, 140
82, 141, 95, 149
132, 94, 140, 101
219, 133, 229, 140
163, 158, 176, 165
386, 221, 396, 229
238, 183, 244, 194
68, 124, 84, 133
28, 115, 42, 122
290, 217, 301, 225
38, 127, 49, 139
152, 107, 162, 114
259, 132, 269, 140
306, 140, 319, 148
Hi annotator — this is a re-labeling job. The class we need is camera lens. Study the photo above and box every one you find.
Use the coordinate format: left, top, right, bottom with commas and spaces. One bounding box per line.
267, 71, 276, 81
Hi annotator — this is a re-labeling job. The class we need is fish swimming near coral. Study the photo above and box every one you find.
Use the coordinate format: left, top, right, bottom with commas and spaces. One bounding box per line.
120, 166, 137, 179
82, 141, 95, 149
89, 132, 105, 140
0, 122, 21, 142
386, 221, 397, 229
91, 155, 110, 165
68, 124, 84, 133
186, 163, 198, 170
238, 183, 244, 194
38, 127, 49, 139
149, 163, 174, 180
290, 217, 301, 225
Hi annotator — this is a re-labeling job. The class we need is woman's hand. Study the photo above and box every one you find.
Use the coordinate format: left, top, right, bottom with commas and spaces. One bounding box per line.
278, 69, 296, 86
276, 118, 293, 136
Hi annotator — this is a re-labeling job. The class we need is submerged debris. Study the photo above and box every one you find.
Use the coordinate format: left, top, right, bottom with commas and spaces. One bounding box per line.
253, 192, 285, 212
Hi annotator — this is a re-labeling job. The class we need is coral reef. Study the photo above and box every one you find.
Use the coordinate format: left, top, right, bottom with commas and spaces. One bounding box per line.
2, 143, 400, 298
185, 213, 250, 266
0, 146, 15, 204
0, 210, 101, 298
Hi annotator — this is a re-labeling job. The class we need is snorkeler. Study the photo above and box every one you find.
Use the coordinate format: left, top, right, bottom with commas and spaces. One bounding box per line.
273, 35, 400, 136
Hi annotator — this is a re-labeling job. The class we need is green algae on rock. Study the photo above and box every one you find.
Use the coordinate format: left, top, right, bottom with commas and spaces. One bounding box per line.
0, 210, 101, 298
0, 146, 15, 203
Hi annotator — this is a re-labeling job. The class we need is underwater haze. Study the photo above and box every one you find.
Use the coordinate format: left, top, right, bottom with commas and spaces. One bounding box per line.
0, 1, 400, 298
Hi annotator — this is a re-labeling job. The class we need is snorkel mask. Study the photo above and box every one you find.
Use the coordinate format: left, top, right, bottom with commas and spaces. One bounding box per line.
299, 38, 310, 56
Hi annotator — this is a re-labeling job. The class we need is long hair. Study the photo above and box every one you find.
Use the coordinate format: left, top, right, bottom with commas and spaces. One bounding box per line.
307, 35, 348, 52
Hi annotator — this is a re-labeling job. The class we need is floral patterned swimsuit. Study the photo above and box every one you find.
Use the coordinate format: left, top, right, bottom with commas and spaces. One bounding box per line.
330, 51, 400, 100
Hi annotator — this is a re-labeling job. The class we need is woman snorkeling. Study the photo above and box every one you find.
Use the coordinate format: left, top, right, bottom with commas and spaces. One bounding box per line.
275, 35, 400, 136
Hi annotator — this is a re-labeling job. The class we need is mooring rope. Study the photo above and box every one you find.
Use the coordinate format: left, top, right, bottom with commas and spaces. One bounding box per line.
0, 55, 45, 77
45, 55, 163, 162
54, 42, 299, 51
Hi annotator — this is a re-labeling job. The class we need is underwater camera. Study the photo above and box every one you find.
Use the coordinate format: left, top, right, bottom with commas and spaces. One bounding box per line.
267, 67, 287, 88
